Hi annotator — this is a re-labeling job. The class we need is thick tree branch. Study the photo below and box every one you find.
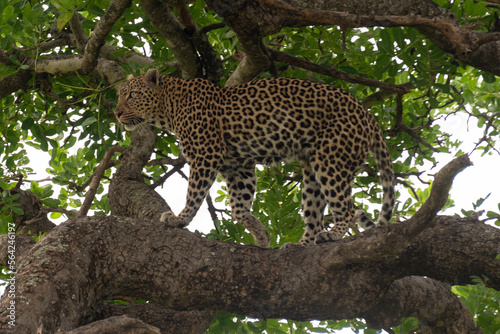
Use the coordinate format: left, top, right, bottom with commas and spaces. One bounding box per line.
65, 315, 161, 334
257, 0, 450, 28
109, 126, 173, 221
0, 69, 32, 99
208, 0, 500, 76
0, 214, 493, 333
366, 276, 480, 333
225, 37, 272, 86
408, 154, 472, 225
170, 1, 224, 82
205, 0, 280, 85
6, 187, 56, 235
142, 0, 201, 79
68, 11, 159, 70
0, 234, 35, 267
21, 56, 125, 86
98, 303, 215, 334
81, 0, 134, 73
2, 131, 486, 333
0, 156, 485, 333
68, 12, 88, 53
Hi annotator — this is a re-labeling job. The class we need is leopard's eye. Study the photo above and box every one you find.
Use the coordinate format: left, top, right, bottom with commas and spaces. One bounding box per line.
129, 91, 137, 99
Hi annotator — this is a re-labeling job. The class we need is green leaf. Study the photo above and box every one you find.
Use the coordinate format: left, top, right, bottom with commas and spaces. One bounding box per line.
0, 5, 14, 24
50, 211, 62, 219
22, 2, 33, 25
3, 193, 20, 202
81, 116, 97, 127
11, 206, 24, 215
51, 0, 75, 11
57, 11, 74, 30
481, 71, 495, 84
8, 55, 21, 65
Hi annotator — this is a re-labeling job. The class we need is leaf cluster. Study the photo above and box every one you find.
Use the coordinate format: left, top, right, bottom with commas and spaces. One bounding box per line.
453, 277, 500, 333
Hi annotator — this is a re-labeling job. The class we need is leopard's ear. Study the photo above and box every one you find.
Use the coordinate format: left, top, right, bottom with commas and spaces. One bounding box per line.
144, 68, 160, 89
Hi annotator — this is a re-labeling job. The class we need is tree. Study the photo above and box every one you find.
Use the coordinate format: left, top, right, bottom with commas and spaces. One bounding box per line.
0, 0, 499, 332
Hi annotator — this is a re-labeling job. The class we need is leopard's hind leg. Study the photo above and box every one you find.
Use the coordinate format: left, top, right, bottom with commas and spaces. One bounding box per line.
314, 169, 356, 245
297, 161, 326, 246
310, 136, 369, 244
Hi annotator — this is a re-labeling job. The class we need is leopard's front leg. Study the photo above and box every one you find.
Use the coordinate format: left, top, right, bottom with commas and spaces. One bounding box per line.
160, 161, 218, 228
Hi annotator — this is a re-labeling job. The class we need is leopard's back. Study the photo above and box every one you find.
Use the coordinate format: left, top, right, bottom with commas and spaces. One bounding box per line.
217, 77, 377, 170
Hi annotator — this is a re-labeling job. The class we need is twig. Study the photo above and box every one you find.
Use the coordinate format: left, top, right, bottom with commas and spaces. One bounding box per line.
205, 193, 220, 234
69, 159, 119, 192
362, 81, 416, 108
395, 179, 419, 202
199, 22, 226, 34
268, 48, 409, 94
40, 206, 76, 216
150, 162, 186, 190
146, 156, 187, 167
399, 123, 440, 153
24, 178, 53, 183
2, 173, 23, 184
75, 145, 125, 217
389, 93, 440, 153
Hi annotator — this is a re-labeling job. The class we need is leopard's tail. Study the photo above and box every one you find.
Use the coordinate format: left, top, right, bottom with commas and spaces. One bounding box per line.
357, 125, 395, 228
372, 126, 395, 226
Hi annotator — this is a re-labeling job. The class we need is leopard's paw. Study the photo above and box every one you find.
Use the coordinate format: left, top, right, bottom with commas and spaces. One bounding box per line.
314, 231, 343, 244
254, 233, 270, 248
160, 211, 187, 228
280, 241, 309, 249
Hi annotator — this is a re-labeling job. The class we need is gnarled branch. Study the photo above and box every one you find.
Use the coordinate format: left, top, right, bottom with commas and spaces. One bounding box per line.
0, 214, 494, 333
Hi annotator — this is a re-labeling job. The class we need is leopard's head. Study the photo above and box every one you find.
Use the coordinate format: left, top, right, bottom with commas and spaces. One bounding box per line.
114, 69, 162, 131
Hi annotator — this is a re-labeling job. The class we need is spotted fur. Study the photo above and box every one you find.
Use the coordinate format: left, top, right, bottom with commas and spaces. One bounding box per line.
114, 69, 395, 247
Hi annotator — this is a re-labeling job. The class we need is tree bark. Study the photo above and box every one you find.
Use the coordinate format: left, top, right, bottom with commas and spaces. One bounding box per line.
0, 214, 495, 333
142, 0, 202, 79
80, 0, 134, 74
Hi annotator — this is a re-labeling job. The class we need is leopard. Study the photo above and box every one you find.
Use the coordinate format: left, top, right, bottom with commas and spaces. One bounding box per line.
114, 68, 395, 248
